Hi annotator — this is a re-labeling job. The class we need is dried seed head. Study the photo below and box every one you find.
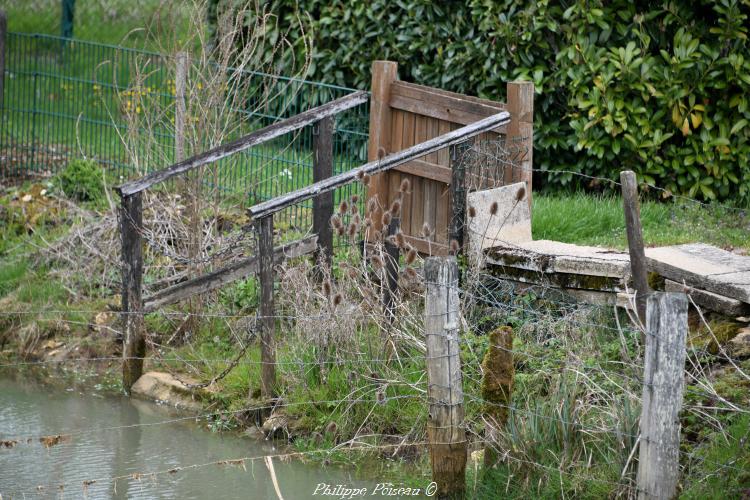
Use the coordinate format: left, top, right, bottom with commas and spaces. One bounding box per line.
356, 171, 364, 180
353, 214, 361, 225
370, 255, 383, 269
489, 201, 499, 216
405, 248, 417, 265
373, 230, 382, 241
337, 226, 345, 236
386, 235, 397, 245
405, 266, 417, 278
339, 200, 349, 215
399, 178, 411, 193
449, 239, 460, 255
468, 205, 477, 218
381, 211, 392, 227
390, 199, 401, 216
377, 146, 386, 160
350, 204, 359, 215
364, 217, 372, 228
395, 232, 405, 248
367, 198, 378, 214
362, 174, 371, 186
351, 194, 359, 204
332, 293, 343, 307
330, 214, 342, 229
348, 222, 358, 238
515, 185, 526, 202
421, 222, 431, 238
322, 280, 332, 296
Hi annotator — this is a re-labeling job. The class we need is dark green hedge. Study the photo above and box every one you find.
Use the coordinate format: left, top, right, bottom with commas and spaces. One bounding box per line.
238, 0, 750, 202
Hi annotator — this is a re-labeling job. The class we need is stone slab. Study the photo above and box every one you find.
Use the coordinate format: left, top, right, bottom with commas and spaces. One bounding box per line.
486, 240, 630, 278
664, 279, 750, 316
646, 244, 750, 303
466, 182, 531, 259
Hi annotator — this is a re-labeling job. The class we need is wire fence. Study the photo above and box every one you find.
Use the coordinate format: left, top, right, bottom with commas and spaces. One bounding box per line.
0, 31, 370, 233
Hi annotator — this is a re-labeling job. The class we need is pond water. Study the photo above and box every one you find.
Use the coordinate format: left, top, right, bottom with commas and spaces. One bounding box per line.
0, 374, 391, 499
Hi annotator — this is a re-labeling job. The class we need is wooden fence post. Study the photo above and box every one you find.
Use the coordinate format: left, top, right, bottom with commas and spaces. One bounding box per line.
621, 170, 650, 328
312, 115, 334, 270
0, 10, 6, 112
366, 61, 398, 238
482, 326, 514, 468
174, 51, 188, 163
424, 257, 467, 498
506, 81, 534, 209
120, 192, 145, 393
448, 141, 470, 251
256, 215, 276, 399
637, 292, 688, 500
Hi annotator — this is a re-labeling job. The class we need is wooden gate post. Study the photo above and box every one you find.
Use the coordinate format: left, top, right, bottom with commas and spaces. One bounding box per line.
506, 81, 534, 208
0, 10, 7, 112
448, 140, 471, 251
312, 115, 334, 270
256, 215, 277, 399
366, 61, 398, 238
637, 292, 688, 500
120, 192, 145, 392
424, 257, 467, 498
621, 170, 650, 327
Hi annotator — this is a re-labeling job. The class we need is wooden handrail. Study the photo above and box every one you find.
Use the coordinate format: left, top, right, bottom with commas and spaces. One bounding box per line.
116, 90, 369, 196
247, 110, 511, 220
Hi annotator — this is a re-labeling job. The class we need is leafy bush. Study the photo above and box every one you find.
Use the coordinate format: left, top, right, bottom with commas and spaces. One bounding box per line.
58, 159, 105, 203
236, 0, 750, 202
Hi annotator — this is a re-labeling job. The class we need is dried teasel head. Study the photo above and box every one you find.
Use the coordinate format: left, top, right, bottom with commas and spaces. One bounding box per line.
516, 185, 526, 202
347, 268, 358, 279
381, 211, 392, 227
351, 194, 359, 204
339, 200, 349, 215
332, 293, 343, 308
348, 222, 358, 238
372, 230, 382, 240
356, 171, 364, 180
489, 201, 499, 216
449, 239, 460, 255
390, 199, 401, 216
405, 248, 417, 265
322, 280, 332, 296
364, 217, 372, 228
337, 226, 345, 236
330, 214, 342, 229
350, 204, 359, 215
395, 231, 405, 248
362, 174, 371, 186
367, 197, 378, 214
370, 255, 384, 269
399, 178, 411, 194
353, 214, 361, 225
421, 222, 431, 238
468, 205, 477, 218
377, 146, 386, 160
405, 266, 417, 278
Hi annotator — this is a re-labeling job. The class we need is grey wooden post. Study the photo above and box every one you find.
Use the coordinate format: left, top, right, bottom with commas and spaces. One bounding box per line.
312, 116, 334, 271
637, 292, 688, 500
621, 170, 650, 327
0, 11, 6, 112
449, 141, 470, 251
424, 257, 467, 498
256, 215, 276, 399
174, 51, 188, 163
120, 192, 145, 392
383, 215, 400, 322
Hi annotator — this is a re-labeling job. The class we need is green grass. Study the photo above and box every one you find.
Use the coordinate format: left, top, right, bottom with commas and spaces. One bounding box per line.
532, 192, 750, 251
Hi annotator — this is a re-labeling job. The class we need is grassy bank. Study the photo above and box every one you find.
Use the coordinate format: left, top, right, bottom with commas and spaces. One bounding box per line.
1, 180, 749, 498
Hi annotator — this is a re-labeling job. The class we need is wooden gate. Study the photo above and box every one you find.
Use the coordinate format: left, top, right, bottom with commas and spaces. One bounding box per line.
366, 61, 533, 255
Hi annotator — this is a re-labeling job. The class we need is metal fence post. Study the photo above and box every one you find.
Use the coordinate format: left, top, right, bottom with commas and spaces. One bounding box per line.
424, 256, 467, 497
637, 292, 688, 500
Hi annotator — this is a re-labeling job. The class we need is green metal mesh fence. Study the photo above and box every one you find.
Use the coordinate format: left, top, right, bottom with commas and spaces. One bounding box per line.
0, 32, 370, 234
